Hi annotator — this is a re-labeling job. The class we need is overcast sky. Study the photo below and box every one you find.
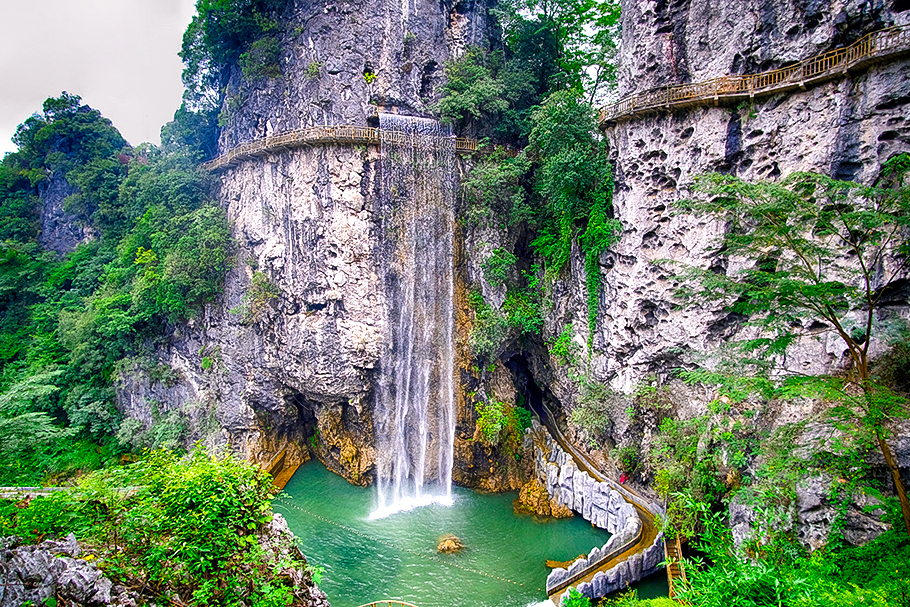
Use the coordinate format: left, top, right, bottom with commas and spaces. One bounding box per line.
0, 0, 198, 157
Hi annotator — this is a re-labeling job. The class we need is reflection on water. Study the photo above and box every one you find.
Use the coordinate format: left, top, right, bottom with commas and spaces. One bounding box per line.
278, 461, 668, 607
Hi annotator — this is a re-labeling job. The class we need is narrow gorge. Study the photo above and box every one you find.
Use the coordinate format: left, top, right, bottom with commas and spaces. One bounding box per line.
2, 0, 910, 605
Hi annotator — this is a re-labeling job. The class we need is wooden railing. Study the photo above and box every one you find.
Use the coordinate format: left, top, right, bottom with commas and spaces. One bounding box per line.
665, 535, 688, 601
355, 601, 420, 607
202, 125, 479, 172
600, 25, 910, 126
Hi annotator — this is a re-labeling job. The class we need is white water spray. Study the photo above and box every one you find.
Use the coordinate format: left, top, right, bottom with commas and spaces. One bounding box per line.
372, 114, 457, 519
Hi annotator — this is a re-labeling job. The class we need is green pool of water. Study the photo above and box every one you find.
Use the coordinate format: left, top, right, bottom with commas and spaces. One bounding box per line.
277, 461, 667, 607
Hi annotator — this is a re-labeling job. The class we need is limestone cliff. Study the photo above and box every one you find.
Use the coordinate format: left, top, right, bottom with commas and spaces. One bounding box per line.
116, 0, 499, 486
523, 0, 910, 545
115, 0, 910, 547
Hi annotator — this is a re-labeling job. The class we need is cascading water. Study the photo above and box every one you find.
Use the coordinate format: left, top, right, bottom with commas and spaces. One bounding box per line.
371, 114, 457, 519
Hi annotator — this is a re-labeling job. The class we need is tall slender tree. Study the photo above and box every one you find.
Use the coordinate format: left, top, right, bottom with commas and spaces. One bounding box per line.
667, 156, 910, 537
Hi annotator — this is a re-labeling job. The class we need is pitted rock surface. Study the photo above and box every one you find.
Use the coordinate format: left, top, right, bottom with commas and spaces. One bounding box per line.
0, 534, 136, 607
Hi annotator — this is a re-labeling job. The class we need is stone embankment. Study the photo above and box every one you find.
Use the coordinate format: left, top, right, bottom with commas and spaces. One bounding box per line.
525, 422, 665, 601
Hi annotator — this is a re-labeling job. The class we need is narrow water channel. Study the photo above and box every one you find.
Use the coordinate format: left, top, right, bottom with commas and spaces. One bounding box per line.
277, 461, 669, 607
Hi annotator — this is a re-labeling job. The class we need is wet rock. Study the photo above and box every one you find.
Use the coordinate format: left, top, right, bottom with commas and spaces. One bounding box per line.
515, 478, 574, 519
436, 534, 465, 553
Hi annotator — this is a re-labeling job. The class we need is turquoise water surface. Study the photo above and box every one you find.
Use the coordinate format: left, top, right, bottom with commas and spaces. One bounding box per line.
277, 461, 667, 607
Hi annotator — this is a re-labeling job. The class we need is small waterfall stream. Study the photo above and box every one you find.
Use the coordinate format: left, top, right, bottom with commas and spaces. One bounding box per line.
372, 114, 456, 518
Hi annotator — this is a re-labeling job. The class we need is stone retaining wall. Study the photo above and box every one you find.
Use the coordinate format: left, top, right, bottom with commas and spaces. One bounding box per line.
526, 423, 665, 600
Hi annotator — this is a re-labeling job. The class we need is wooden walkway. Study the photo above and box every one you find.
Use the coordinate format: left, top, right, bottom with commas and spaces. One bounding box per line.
529, 400, 665, 602
664, 535, 688, 600
599, 25, 910, 126
201, 125, 479, 172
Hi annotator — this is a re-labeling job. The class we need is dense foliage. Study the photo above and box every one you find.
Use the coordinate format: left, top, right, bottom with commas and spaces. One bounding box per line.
0, 449, 318, 606
665, 159, 910, 536
0, 94, 232, 485
441, 0, 621, 354
176, 0, 286, 158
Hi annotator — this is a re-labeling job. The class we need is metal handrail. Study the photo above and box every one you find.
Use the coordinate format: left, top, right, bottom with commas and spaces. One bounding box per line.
355, 601, 421, 607
201, 125, 479, 172
600, 25, 910, 125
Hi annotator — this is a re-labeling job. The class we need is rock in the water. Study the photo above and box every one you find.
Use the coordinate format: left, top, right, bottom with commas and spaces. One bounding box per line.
437, 534, 465, 553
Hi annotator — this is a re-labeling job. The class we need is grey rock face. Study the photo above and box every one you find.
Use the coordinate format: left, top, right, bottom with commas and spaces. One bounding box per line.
118, 0, 501, 485
117, 145, 383, 482
0, 534, 136, 607
38, 171, 95, 255
532, 0, 910, 549
617, 0, 909, 95
259, 513, 331, 607
218, 0, 497, 150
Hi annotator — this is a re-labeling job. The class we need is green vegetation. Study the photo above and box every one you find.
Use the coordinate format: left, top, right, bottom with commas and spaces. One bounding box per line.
175, 0, 285, 158
482, 248, 519, 286
0, 449, 319, 606
467, 266, 544, 361
666, 159, 910, 536
0, 94, 232, 485
230, 270, 281, 324
548, 325, 580, 367
304, 61, 323, 80
569, 375, 622, 437
239, 36, 282, 80
474, 397, 532, 458
441, 10, 621, 346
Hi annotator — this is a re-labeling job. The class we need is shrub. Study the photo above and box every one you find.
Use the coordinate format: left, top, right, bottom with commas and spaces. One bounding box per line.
548, 325, 579, 367
562, 588, 590, 607
481, 248, 518, 286
1, 448, 315, 606
476, 400, 508, 443
230, 271, 281, 324
569, 376, 623, 437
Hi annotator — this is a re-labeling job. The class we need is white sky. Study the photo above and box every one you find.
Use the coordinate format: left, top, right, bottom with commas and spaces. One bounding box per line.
0, 0, 198, 156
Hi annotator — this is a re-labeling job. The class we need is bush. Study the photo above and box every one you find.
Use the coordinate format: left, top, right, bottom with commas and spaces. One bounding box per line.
569, 376, 622, 437
239, 36, 282, 80
230, 271, 281, 324
562, 588, 590, 607
481, 248, 518, 286
476, 400, 508, 443
468, 291, 510, 360
1, 449, 315, 606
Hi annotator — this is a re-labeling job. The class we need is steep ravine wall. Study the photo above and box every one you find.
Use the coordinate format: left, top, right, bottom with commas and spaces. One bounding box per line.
115, 0, 517, 488
217, 0, 496, 149
531, 0, 910, 548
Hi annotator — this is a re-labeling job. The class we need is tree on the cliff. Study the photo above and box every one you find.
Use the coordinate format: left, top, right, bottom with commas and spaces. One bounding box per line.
494, 0, 621, 102
666, 154, 910, 538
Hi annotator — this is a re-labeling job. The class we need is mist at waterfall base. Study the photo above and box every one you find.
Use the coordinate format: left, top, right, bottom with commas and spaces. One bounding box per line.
372, 114, 457, 519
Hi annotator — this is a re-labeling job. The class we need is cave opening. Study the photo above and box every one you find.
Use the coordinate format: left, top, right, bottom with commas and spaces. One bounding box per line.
504, 353, 556, 427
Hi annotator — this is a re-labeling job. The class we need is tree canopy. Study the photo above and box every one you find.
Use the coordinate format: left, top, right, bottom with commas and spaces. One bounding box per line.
667, 156, 910, 537
0, 95, 233, 484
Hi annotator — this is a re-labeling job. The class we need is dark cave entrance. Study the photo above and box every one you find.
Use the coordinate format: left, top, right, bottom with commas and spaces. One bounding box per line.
504, 353, 559, 427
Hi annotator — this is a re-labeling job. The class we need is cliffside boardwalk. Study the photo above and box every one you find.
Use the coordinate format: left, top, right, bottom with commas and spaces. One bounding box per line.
201, 125, 479, 172
599, 25, 910, 127
531, 401, 666, 602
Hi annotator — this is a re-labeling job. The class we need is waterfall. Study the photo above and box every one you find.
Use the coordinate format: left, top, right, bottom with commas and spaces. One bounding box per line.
371, 114, 456, 519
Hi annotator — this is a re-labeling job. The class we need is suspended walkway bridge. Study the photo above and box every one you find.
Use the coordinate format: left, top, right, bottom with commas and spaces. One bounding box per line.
599, 25, 910, 127
201, 125, 480, 173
